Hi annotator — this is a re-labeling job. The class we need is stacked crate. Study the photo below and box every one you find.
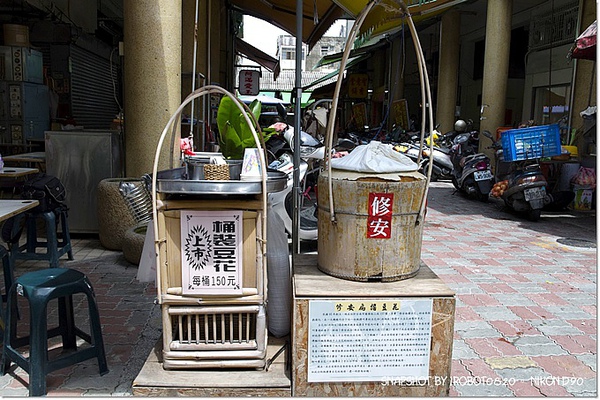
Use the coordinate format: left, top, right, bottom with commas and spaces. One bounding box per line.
155, 194, 268, 369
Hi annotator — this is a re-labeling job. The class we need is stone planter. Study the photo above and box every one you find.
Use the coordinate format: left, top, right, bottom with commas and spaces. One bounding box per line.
97, 178, 139, 250
123, 223, 148, 265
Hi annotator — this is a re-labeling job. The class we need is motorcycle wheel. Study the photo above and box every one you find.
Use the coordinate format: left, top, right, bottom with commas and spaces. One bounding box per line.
527, 209, 541, 221
476, 190, 489, 202
451, 176, 460, 191
422, 162, 439, 182
284, 183, 319, 235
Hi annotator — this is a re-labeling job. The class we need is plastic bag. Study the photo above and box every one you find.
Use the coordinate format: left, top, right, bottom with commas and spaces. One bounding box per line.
571, 166, 596, 189
136, 222, 157, 283
330, 141, 419, 173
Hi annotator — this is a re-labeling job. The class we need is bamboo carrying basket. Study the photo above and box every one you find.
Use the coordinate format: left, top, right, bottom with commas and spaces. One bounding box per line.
150, 86, 270, 369
318, 1, 435, 282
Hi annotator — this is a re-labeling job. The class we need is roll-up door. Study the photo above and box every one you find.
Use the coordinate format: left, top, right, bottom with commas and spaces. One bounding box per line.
70, 44, 120, 129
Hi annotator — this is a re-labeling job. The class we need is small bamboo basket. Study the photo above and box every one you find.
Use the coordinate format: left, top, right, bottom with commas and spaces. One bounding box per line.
203, 164, 230, 180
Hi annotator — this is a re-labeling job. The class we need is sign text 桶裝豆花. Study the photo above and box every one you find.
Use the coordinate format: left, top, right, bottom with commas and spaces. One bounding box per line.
180, 210, 243, 295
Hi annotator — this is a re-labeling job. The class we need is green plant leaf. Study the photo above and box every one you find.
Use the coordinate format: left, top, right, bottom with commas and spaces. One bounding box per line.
248, 100, 262, 122
216, 97, 240, 157
215, 96, 271, 160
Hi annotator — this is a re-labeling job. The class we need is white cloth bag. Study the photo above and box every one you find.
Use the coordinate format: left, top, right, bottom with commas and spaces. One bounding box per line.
330, 141, 418, 173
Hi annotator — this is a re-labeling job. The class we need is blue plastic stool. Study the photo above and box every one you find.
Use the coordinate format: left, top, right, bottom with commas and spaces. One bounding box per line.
0, 268, 108, 396
7, 208, 74, 291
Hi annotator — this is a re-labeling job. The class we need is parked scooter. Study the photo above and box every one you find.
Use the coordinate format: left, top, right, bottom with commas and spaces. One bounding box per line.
266, 125, 324, 241
395, 137, 454, 181
266, 107, 355, 241
449, 130, 494, 201
421, 141, 454, 181
487, 131, 549, 221
438, 119, 473, 148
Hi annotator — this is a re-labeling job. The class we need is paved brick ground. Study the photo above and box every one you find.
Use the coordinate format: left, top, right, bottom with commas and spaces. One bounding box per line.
0, 180, 595, 396
423, 182, 597, 397
0, 244, 161, 397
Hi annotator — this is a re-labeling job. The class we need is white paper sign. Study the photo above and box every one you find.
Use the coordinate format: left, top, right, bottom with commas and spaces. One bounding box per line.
180, 210, 243, 295
308, 298, 433, 383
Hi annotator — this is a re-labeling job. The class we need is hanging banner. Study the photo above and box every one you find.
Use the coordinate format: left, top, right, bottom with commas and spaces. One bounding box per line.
180, 210, 243, 295
367, 192, 394, 239
352, 102, 368, 128
392, 99, 410, 130
348, 73, 369, 98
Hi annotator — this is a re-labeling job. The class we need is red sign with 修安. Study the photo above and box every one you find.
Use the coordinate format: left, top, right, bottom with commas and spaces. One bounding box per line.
367, 193, 393, 239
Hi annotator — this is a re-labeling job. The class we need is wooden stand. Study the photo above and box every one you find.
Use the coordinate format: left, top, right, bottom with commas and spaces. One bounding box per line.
292, 254, 455, 397
155, 195, 268, 368
133, 254, 455, 396
132, 336, 291, 396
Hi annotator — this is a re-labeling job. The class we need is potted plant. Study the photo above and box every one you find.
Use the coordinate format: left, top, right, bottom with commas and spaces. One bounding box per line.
210, 96, 275, 180
216, 96, 274, 160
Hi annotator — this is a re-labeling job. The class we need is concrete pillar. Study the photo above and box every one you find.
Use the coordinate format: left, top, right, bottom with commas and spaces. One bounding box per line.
479, 0, 512, 159
123, 0, 182, 177
436, 9, 460, 134
571, 0, 596, 148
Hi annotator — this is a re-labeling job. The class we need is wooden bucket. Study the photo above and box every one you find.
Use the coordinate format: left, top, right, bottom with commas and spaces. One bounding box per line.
317, 169, 426, 282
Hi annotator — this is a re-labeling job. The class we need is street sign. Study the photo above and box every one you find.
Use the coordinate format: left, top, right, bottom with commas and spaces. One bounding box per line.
239, 69, 260, 95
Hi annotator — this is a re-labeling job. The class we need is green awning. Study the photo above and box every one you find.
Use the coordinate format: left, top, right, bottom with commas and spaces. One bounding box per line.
314, 37, 388, 68
332, 0, 469, 41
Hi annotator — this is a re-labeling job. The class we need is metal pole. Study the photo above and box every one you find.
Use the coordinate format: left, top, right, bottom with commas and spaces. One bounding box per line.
292, 0, 303, 254
190, 0, 199, 139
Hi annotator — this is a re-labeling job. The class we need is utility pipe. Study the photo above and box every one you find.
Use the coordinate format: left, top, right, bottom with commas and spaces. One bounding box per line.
292, 0, 303, 253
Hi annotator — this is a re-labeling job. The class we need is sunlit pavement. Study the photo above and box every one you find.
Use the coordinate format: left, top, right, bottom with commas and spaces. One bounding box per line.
423, 181, 596, 397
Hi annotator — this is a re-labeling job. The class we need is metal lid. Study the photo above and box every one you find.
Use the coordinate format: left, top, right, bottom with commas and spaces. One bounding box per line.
155, 168, 287, 195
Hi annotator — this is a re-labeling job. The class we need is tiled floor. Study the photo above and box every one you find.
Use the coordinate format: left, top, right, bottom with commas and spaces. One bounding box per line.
423, 182, 597, 397
0, 180, 596, 396
0, 237, 161, 397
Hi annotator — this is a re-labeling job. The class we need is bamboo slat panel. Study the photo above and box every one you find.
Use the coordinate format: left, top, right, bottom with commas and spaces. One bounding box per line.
158, 207, 261, 301
161, 304, 268, 369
